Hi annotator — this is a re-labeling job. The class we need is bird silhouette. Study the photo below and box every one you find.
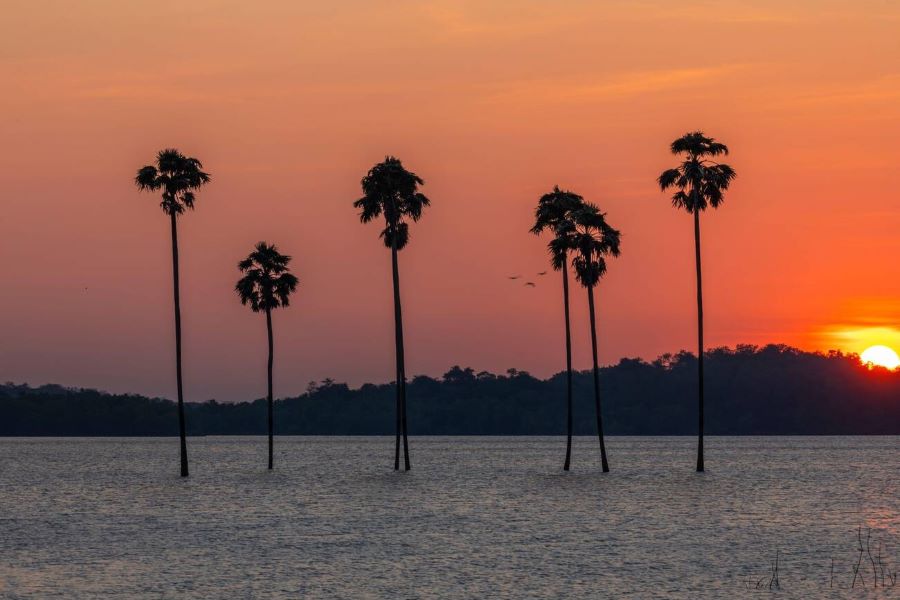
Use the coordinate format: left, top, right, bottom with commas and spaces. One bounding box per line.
508, 275, 521, 280
524, 282, 536, 287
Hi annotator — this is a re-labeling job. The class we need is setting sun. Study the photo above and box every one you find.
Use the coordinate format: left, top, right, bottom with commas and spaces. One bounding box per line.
860, 345, 900, 370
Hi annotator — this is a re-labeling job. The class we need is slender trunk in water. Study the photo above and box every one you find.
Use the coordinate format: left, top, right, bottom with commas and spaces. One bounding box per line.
392, 247, 401, 472
389, 214, 411, 471
170, 212, 189, 477
266, 307, 274, 470
562, 261, 573, 471
693, 209, 705, 472
587, 285, 609, 472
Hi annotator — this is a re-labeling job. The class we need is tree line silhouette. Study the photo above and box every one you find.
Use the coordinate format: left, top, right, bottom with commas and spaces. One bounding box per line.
3, 345, 898, 437
131, 135, 732, 475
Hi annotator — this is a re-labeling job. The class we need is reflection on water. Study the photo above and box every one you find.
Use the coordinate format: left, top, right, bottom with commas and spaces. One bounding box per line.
0, 436, 897, 598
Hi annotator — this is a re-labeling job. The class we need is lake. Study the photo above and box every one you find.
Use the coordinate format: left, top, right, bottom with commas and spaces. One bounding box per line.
1, 437, 898, 598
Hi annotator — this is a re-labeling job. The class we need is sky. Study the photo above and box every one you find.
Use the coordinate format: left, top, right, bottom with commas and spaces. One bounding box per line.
2, 0, 900, 401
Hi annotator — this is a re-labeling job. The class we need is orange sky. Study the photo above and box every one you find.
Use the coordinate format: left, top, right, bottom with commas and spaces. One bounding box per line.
2, 0, 899, 401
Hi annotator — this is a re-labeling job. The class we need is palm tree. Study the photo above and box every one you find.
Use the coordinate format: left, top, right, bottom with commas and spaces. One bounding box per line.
530, 186, 585, 471
235, 242, 299, 470
658, 131, 736, 472
569, 203, 621, 473
135, 149, 210, 477
354, 156, 430, 471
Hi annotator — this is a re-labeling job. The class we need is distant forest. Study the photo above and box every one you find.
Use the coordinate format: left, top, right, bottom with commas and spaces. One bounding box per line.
2, 345, 898, 436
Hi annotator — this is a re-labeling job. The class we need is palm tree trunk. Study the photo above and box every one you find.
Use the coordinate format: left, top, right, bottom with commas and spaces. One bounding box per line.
562, 261, 573, 471
169, 212, 189, 478
392, 252, 401, 472
693, 209, 705, 473
266, 307, 274, 470
389, 220, 411, 471
587, 285, 610, 472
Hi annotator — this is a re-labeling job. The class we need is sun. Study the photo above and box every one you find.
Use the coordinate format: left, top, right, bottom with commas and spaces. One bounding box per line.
860, 345, 900, 370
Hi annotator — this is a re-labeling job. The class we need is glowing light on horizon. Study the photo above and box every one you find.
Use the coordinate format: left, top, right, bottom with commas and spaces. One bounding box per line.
821, 325, 900, 356
860, 345, 900, 370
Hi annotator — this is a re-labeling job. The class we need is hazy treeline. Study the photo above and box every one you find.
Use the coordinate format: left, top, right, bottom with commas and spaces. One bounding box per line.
2, 345, 897, 436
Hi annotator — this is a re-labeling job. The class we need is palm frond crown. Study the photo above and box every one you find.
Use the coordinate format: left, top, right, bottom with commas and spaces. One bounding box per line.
235, 241, 299, 312
567, 203, 622, 288
134, 148, 211, 215
530, 186, 585, 235
353, 156, 430, 250
531, 186, 586, 271
658, 131, 736, 213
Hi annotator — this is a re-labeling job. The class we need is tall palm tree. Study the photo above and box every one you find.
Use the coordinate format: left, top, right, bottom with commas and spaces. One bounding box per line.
658, 131, 736, 472
530, 186, 585, 471
354, 156, 430, 471
569, 204, 621, 473
235, 242, 299, 470
135, 149, 210, 477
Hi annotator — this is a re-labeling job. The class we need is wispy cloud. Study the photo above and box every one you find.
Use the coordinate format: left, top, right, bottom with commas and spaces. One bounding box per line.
417, 0, 800, 36
416, 2, 577, 39
784, 75, 900, 108
821, 326, 900, 354
75, 83, 208, 103
481, 64, 750, 105
634, 3, 799, 24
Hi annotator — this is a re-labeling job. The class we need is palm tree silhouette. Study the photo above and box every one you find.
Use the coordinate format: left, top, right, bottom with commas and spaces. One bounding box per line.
354, 156, 430, 471
658, 131, 736, 472
135, 149, 210, 477
569, 203, 621, 473
530, 186, 586, 471
235, 242, 299, 470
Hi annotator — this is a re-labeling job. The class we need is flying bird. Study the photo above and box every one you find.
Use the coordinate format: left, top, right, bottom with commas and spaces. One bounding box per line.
524, 282, 536, 287
508, 275, 521, 280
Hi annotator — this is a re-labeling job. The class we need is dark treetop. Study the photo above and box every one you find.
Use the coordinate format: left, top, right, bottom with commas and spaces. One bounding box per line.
135, 149, 211, 215
657, 131, 736, 213
235, 242, 299, 312
353, 155, 430, 250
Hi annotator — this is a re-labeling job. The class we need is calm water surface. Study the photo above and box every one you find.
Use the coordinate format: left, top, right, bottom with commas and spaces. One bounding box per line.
1, 437, 898, 598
